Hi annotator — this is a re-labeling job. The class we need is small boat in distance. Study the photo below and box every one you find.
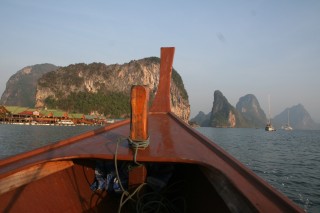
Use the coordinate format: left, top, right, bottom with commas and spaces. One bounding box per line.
265, 123, 276, 131
265, 95, 276, 131
57, 119, 75, 125
282, 110, 293, 131
283, 124, 293, 131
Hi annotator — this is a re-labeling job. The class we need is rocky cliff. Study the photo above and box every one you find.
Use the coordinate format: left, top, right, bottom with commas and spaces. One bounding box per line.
191, 92, 266, 128
0, 64, 58, 107
191, 92, 319, 129
190, 111, 210, 126
35, 57, 190, 121
206, 90, 249, 128
273, 104, 319, 130
236, 94, 267, 128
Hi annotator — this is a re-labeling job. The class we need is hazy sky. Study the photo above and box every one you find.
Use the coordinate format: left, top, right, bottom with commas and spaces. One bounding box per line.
1, 0, 320, 121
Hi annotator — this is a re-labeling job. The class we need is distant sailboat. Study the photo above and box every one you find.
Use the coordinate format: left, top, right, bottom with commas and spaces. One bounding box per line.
282, 110, 293, 131
265, 95, 276, 131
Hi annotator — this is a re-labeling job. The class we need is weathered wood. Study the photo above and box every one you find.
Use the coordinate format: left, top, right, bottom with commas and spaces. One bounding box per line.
0, 161, 73, 195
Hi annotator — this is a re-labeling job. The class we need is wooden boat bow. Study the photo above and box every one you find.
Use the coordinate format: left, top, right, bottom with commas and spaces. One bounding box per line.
0, 47, 303, 213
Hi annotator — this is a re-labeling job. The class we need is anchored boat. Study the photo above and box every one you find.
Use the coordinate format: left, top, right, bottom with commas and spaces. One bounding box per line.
282, 110, 293, 131
0, 48, 303, 212
265, 95, 276, 132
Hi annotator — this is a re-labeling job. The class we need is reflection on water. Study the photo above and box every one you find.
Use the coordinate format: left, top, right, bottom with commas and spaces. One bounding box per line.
197, 127, 320, 213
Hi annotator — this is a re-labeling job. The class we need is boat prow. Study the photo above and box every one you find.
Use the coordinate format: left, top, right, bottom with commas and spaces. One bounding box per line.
0, 48, 303, 212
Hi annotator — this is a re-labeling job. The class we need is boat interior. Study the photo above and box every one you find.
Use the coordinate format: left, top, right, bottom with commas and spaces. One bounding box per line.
1, 157, 259, 212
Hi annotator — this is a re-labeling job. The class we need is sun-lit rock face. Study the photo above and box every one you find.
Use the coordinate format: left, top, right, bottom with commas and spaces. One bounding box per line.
0, 64, 58, 107
35, 58, 190, 121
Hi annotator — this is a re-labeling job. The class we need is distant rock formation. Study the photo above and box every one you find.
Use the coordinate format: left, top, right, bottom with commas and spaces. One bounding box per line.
191, 92, 268, 128
236, 94, 267, 128
0, 64, 59, 107
199, 90, 249, 128
273, 104, 319, 130
190, 111, 210, 126
191, 92, 320, 130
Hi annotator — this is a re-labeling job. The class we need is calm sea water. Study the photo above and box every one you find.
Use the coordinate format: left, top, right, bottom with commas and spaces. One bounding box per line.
197, 127, 320, 213
0, 124, 100, 159
0, 125, 319, 212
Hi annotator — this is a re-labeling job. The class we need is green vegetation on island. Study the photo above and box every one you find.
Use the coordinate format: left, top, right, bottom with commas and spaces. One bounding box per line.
44, 91, 130, 118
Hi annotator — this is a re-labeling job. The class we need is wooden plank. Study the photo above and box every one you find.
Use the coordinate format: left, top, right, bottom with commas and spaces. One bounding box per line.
0, 161, 74, 195
130, 85, 149, 141
150, 47, 175, 113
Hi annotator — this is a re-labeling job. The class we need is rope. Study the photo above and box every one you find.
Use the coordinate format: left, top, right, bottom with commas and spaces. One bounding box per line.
114, 137, 128, 194
128, 136, 150, 166
128, 136, 150, 149
135, 181, 187, 213
114, 137, 187, 212
114, 137, 149, 213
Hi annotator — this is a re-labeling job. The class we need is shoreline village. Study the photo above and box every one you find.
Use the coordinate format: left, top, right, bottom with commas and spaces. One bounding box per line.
0, 105, 118, 126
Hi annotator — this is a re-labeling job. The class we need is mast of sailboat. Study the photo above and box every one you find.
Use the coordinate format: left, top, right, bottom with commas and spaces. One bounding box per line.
268, 94, 271, 124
